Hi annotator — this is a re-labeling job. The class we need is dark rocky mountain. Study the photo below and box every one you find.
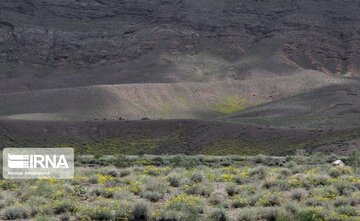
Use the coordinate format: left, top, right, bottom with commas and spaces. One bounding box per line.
1, 0, 360, 91
1, 0, 360, 155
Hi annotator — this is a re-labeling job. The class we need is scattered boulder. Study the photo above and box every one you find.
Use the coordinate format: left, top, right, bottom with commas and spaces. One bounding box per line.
331, 160, 345, 167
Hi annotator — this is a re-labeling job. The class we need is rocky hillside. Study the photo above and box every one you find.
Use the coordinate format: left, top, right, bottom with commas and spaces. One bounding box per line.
0, 71, 348, 121
1, 0, 360, 91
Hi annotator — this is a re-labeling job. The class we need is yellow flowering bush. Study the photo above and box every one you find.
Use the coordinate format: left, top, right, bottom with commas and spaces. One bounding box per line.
97, 174, 114, 184
51, 188, 66, 199
218, 174, 233, 182
325, 212, 349, 221
221, 166, 240, 174
142, 165, 171, 176
164, 194, 202, 210
72, 176, 86, 185
256, 192, 282, 207
129, 180, 141, 194
288, 175, 303, 187
346, 176, 360, 183
46, 178, 60, 184
312, 187, 338, 200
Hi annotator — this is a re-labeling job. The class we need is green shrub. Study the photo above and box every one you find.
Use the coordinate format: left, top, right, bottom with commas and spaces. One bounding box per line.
73, 185, 87, 196
143, 178, 168, 194
207, 208, 228, 221
233, 176, 244, 184
0, 180, 18, 190
285, 160, 298, 169
237, 207, 287, 221
190, 173, 204, 183
335, 206, 358, 216
34, 214, 50, 221
185, 183, 212, 196
101, 189, 114, 198
59, 212, 71, 221
164, 194, 203, 214
141, 178, 168, 201
279, 168, 292, 177
88, 175, 99, 184
308, 174, 330, 186
296, 208, 325, 221
0, 199, 6, 210
252, 155, 266, 164
113, 190, 135, 201
291, 189, 307, 201
132, 200, 150, 220
328, 167, 352, 178
225, 183, 238, 196
263, 179, 278, 189
232, 196, 249, 208
168, 174, 181, 187
332, 181, 358, 196
105, 169, 118, 177
4, 205, 31, 220
304, 197, 326, 207
294, 150, 308, 165
141, 191, 163, 202
25, 196, 50, 215
85, 206, 114, 220
114, 155, 129, 168
311, 186, 338, 199
170, 155, 201, 168
256, 192, 281, 207
90, 188, 102, 197
333, 197, 349, 207
249, 166, 266, 179
157, 194, 203, 221
308, 152, 327, 165
156, 209, 196, 221
209, 191, 227, 205
267, 158, 286, 167
53, 200, 77, 214
114, 206, 132, 221
348, 197, 360, 206
119, 169, 131, 177
284, 202, 301, 215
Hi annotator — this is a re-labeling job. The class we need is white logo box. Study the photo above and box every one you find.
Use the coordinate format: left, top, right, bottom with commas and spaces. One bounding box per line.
3, 148, 74, 179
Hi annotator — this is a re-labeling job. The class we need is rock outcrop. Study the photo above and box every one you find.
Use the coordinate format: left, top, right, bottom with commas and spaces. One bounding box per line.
0, 0, 359, 91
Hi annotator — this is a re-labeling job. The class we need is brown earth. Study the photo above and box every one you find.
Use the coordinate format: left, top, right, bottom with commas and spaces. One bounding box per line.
0, 71, 352, 121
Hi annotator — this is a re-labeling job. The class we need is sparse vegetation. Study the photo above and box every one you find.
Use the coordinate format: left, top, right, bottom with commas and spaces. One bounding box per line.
0, 153, 359, 220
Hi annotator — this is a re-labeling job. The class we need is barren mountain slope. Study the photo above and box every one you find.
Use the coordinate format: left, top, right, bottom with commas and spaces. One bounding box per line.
0, 71, 349, 121
225, 77, 360, 129
1, 0, 360, 91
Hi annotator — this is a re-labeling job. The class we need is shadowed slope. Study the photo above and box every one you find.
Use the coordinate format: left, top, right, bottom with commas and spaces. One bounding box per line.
0, 71, 349, 121
225, 78, 360, 129
0, 119, 359, 155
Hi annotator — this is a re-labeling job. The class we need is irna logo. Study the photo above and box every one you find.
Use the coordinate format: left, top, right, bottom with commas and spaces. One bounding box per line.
8, 154, 69, 169
3, 148, 74, 179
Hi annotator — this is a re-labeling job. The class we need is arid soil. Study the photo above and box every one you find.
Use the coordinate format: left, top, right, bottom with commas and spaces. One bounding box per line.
0, 71, 351, 121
